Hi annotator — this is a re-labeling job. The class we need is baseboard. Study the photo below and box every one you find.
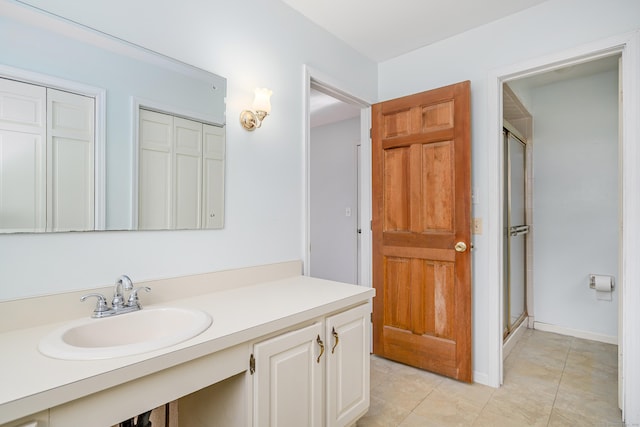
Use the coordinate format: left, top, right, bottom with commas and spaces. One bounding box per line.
533, 321, 618, 345
473, 371, 490, 386
503, 317, 528, 359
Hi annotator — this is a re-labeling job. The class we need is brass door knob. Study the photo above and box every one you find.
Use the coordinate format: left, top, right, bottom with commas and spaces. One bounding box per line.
455, 241, 468, 253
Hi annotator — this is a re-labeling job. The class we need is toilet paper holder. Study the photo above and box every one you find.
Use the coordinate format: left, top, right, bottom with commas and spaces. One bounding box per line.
589, 274, 615, 290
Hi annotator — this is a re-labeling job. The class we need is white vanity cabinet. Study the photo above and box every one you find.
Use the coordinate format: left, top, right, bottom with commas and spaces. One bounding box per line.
325, 303, 370, 427
0, 411, 48, 427
251, 322, 324, 426
250, 303, 370, 427
0, 270, 375, 427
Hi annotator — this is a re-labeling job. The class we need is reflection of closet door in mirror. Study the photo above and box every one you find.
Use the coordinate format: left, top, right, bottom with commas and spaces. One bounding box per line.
47, 88, 95, 232
0, 78, 94, 233
203, 124, 225, 229
139, 109, 173, 230
138, 109, 225, 230
0, 78, 46, 232
174, 117, 203, 230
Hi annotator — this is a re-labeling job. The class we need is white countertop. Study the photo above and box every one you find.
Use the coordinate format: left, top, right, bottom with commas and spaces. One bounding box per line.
0, 276, 374, 424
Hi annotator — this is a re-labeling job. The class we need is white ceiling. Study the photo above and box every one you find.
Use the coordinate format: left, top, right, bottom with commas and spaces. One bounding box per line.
310, 88, 360, 128
508, 54, 620, 93
281, 0, 550, 62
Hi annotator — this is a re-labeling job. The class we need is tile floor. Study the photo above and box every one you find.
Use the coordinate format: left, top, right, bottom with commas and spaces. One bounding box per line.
357, 329, 622, 426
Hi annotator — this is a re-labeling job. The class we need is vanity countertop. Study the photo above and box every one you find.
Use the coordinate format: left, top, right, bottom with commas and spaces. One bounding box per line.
0, 275, 374, 424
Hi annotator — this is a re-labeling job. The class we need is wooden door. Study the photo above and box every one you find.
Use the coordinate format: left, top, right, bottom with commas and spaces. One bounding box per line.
372, 81, 472, 382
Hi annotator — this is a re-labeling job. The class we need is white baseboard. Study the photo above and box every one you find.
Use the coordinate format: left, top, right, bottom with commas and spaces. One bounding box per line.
503, 317, 528, 359
473, 371, 490, 387
533, 321, 618, 345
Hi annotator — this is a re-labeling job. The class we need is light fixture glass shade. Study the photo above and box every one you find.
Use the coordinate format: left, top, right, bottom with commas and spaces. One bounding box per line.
252, 88, 272, 114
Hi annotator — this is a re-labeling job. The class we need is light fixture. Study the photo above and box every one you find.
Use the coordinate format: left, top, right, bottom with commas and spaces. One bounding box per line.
240, 88, 272, 131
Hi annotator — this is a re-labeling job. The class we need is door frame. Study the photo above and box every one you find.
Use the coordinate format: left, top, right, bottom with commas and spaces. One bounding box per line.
487, 31, 640, 422
302, 65, 373, 287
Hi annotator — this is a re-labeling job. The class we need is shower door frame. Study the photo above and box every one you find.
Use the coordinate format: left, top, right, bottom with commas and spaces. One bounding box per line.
503, 127, 529, 339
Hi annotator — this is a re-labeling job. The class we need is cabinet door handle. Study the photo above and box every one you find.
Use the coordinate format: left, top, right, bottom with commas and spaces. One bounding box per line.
331, 327, 339, 354
316, 335, 324, 363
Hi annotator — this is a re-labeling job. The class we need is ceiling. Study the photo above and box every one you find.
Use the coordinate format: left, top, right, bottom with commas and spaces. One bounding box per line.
296, 1, 617, 128
281, 0, 550, 62
508, 54, 620, 94
310, 88, 360, 128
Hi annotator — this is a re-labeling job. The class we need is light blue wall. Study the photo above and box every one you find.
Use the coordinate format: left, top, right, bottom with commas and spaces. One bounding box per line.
378, 0, 640, 382
0, 13, 226, 229
0, 0, 377, 300
310, 117, 360, 284
532, 69, 619, 338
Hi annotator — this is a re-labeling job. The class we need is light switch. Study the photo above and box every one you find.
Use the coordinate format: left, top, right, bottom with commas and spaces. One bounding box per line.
472, 218, 483, 234
345, 207, 351, 217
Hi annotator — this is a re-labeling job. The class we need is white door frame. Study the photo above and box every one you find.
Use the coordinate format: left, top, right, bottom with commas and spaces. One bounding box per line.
487, 31, 640, 423
302, 65, 373, 287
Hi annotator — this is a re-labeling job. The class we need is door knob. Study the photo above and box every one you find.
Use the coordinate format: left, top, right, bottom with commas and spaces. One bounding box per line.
454, 241, 467, 252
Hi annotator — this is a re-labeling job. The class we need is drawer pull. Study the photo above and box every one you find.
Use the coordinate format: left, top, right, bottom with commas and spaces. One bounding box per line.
331, 327, 339, 354
316, 335, 324, 363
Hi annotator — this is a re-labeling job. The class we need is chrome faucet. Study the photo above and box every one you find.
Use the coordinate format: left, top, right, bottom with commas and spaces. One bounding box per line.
112, 275, 133, 310
81, 275, 151, 318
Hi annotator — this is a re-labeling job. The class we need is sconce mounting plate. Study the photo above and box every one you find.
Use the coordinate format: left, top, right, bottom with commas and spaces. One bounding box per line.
240, 110, 258, 131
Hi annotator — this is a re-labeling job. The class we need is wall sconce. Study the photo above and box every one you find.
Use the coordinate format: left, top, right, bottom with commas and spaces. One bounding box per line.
240, 88, 272, 131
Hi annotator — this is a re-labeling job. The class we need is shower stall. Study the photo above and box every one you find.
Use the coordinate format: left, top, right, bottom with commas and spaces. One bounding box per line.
503, 128, 528, 338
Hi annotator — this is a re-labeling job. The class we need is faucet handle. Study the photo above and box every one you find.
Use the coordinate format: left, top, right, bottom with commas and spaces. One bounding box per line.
127, 286, 151, 309
80, 293, 109, 317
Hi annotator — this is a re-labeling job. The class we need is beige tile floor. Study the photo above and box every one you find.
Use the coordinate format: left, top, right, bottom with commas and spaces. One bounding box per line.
358, 329, 622, 427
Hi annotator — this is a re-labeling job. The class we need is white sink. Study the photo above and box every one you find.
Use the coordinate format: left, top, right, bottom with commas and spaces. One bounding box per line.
38, 307, 212, 360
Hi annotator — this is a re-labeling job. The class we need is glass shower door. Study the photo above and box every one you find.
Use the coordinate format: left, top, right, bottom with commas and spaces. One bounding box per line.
504, 130, 527, 336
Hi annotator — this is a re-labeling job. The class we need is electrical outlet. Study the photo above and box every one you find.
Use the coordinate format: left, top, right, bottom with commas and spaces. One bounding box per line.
472, 218, 483, 234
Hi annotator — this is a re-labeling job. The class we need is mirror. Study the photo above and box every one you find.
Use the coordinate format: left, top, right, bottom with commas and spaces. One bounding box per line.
0, 2, 226, 233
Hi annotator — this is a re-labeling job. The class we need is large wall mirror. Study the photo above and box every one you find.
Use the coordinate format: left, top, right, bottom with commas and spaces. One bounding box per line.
0, 2, 227, 233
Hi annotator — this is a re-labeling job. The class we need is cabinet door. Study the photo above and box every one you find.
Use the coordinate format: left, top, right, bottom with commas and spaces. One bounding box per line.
326, 304, 371, 427
253, 322, 323, 427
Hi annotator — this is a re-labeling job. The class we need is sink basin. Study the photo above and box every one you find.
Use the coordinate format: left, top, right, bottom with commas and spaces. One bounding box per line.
38, 307, 212, 360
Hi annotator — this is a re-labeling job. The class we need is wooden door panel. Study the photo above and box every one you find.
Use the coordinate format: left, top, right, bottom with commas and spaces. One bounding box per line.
383, 147, 410, 231
422, 100, 454, 132
373, 81, 471, 382
384, 327, 457, 377
422, 141, 454, 232
383, 257, 412, 330
382, 108, 412, 138
382, 257, 455, 338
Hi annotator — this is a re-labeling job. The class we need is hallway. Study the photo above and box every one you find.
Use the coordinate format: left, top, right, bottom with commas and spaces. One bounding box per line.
358, 329, 620, 426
